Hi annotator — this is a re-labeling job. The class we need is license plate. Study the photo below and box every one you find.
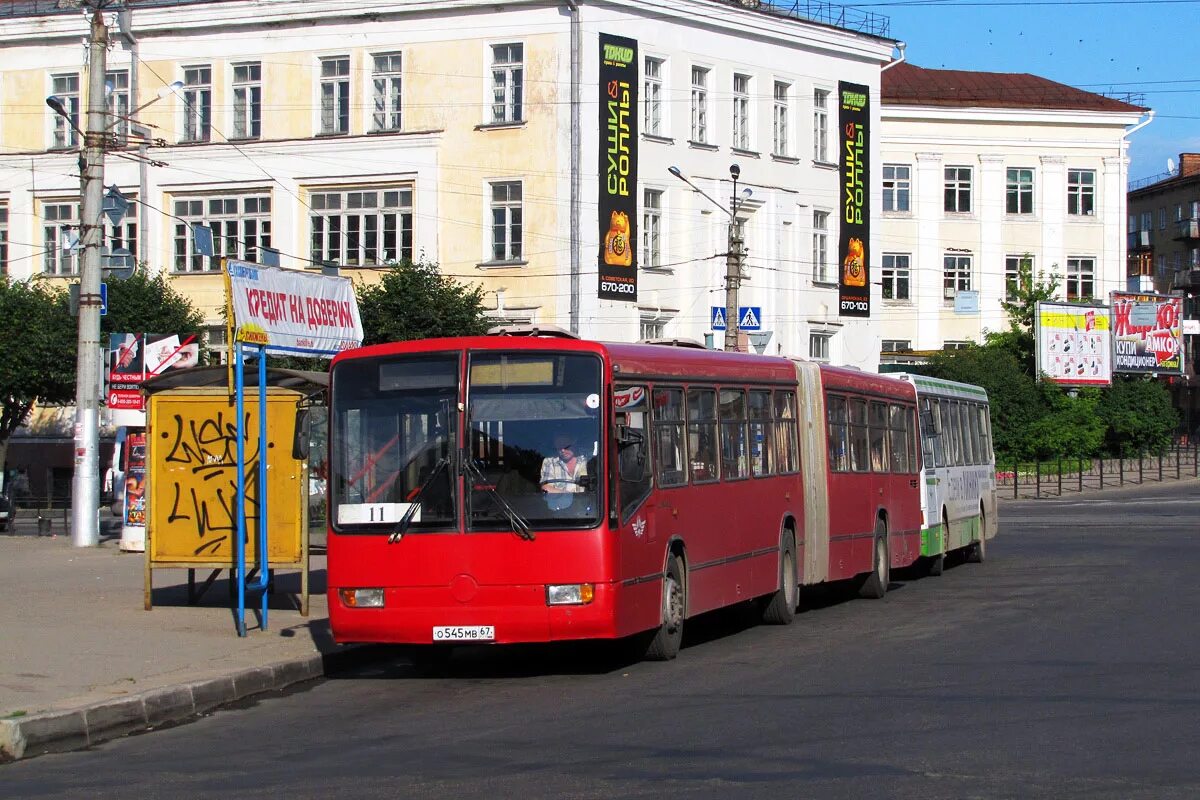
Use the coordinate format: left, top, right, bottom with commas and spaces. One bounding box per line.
433, 625, 495, 642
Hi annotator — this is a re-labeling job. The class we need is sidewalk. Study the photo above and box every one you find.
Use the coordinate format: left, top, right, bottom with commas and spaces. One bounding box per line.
0, 514, 348, 762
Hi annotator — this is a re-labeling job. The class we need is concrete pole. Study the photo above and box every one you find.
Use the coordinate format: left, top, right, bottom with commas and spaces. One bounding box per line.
724, 222, 741, 352
567, 0, 581, 334
71, 9, 108, 547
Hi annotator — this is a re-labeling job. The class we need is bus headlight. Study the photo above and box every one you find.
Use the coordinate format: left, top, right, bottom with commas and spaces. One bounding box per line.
339, 588, 384, 608
546, 583, 595, 605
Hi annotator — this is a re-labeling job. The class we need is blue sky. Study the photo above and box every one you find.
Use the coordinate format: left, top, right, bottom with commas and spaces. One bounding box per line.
872, 0, 1197, 182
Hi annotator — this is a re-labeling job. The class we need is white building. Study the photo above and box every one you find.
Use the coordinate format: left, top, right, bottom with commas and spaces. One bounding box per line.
877, 63, 1149, 358
0, 0, 898, 369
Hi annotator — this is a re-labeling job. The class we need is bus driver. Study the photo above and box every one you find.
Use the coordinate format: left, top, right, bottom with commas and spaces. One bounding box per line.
541, 434, 588, 510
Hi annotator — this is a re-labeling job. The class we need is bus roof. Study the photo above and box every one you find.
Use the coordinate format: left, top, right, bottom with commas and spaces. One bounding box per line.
889, 372, 990, 402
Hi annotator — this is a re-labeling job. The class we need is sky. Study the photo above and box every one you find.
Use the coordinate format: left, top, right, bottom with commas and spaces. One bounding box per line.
865, 0, 1197, 182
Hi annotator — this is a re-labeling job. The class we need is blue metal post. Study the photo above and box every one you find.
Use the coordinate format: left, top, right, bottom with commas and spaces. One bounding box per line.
256, 347, 269, 629
234, 341, 247, 637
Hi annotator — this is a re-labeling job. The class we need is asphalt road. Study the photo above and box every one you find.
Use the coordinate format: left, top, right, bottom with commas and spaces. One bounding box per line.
6, 480, 1199, 799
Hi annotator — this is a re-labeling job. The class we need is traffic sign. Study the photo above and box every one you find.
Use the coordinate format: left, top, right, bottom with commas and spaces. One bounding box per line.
711, 306, 762, 331
100, 282, 107, 316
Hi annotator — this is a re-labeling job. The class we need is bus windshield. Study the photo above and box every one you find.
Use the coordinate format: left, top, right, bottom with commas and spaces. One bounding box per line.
466, 351, 602, 530
331, 353, 459, 532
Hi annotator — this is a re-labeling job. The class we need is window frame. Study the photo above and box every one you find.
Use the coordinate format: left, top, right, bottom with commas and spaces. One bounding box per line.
1065, 256, 1095, 301
1006, 167, 1035, 215
690, 66, 709, 144
812, 209, 830, 283
371, 52, 404, 133
50, 72, 81, 149
1067, 169, 1095, 217
488, 180, 523, 263
944, 166, 973, 213
943, 254, 973, 299
319, 55, 351, 135
309, 187, 411, 269
812, 87, 829, 162
643, 56, 664, 137
174, 193, 271, 273
489, 43, 524, 124
881, 253, 911, 301
772, 80, 790, 157
231, 61, 262, 140
882, 164, 911, 213
181, 65, 213, 143
732, 73, 751, 151
642, 188, 663, 271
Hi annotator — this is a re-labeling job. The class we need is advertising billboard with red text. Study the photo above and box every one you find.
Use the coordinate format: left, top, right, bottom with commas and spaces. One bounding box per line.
1110, 292, 1184, 375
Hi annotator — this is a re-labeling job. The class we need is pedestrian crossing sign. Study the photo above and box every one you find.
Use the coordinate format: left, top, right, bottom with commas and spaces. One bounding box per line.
711, 306, 762, 331
711, 307, 727, 330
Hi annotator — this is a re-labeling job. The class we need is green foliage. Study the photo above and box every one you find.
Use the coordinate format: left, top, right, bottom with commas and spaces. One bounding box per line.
989, 254, 1061, 373
101, 271, 206, 356
356, 260, 490, 345
0, 278, 76, 446
1023, 384, 1106, 460
1095, 376, 1178, 456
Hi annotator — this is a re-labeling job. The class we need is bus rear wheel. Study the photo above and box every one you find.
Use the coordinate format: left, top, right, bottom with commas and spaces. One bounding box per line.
928, 513, 947, 576
858, 521, 889, 599
759, 534, 797, 625
966, 506, 987, 563
644, 553, 686, 661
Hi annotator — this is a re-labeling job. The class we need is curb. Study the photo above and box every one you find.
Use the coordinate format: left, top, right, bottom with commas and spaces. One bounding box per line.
0, 648, 366, 763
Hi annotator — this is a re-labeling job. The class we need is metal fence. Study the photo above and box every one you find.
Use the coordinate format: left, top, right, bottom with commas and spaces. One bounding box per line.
996, 444, 1200, 499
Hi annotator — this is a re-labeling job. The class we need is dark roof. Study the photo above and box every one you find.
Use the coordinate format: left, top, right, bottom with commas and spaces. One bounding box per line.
882, 63, 1146, 113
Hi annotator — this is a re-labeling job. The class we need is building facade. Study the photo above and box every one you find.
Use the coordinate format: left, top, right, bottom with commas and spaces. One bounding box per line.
0, 0, 896, 369
877, 63, 1148, 359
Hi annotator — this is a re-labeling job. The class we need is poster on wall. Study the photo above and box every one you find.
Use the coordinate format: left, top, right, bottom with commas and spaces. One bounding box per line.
1109, 291, 1184, 375
107, 332, 201, 411
597, 33, 639, 302
1034, 301, 1112, 386
837, 81, 870, 318
123, 430, 147, 528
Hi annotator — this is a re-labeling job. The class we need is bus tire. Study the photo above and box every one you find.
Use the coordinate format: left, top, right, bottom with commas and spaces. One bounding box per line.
759, 533, 798, 625
966, 506, 986, 563
928, 513, 947, 576
858, 520, 889, 599
644, 553, 686, 661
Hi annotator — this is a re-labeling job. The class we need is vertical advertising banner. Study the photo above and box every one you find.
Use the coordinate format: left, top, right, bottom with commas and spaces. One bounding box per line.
107, 332, 201, 411
837, 81, 871, 318
597, 33, 639, 302
1110, 292, 1184, 375
1034, 301, 1112, 386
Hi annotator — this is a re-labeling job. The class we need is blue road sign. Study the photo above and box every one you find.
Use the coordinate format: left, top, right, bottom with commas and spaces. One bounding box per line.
100, 282, 107, 316
711, 306, 727, 330
712, 306, 761, 331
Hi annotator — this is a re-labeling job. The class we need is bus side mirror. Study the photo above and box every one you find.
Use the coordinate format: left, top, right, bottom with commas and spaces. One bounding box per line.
293, 408, 311, 460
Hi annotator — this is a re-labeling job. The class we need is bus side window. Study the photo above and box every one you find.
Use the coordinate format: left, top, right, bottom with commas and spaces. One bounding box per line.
868, 401, 888, 472
774, 390, 799, 474
827, 394, 849, 472
615, 385, 652, 519
849, 398, 870, 472
652, 387, 687, 487
889, 404, 909, 473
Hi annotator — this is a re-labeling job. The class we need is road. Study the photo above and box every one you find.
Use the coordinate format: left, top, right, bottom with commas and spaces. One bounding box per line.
6, 481, 1199, 799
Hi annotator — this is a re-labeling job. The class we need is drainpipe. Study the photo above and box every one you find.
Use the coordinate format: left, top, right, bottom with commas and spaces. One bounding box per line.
880, 41, 906, 72
566, 0, 581, 334
1124, 109, 1155, 140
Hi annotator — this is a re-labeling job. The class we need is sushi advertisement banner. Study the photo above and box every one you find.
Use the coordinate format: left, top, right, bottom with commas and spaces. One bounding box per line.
837, 81, 870, 318
1034, 302, 1112, 386
597, 33, 639, 302
1109, 292, 1184, 375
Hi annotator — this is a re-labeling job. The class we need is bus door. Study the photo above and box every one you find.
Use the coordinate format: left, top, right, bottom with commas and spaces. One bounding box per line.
613, 385, 658, 585
919, 396, 947, 549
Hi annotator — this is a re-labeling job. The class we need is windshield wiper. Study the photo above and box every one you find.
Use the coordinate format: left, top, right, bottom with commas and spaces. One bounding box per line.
389, 457, 449, 544
464, 459, 535, 541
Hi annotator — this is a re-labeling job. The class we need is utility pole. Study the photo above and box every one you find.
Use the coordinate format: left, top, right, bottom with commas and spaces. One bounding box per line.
725, 165, 744, 352
71, 8, 108, 547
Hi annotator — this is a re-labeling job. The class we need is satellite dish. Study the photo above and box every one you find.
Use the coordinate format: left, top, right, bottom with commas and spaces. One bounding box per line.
1168, 157, 1176, 174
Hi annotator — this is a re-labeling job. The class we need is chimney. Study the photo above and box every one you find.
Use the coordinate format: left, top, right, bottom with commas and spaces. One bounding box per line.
1180, 153, 1200, 178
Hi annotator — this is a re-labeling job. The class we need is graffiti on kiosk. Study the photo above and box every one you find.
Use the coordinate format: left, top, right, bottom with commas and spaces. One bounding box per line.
161, 409, 262, 557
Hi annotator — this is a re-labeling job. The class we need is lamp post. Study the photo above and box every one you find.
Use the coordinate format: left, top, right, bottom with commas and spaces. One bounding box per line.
668, 164, 750, 351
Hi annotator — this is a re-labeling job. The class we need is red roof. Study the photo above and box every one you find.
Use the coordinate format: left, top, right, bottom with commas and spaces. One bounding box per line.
881, 63, 1146, 113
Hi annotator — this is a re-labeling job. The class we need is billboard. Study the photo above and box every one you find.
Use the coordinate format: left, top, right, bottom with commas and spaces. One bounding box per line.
837, 81, 870, 317
107, 332, 201, 411
596, 33, 638, 302
1110, 292, 1184, 375
227, 260, 362, 357
1034, 301, 1112, 386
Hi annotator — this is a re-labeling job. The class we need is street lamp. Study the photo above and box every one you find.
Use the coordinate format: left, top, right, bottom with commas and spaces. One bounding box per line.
668, 164, 752, 351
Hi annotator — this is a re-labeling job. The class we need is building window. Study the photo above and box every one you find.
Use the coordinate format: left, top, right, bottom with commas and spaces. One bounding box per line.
945, 166, 972, 213
882, 164, 910, 212
232, 62, 262, 140
943, 254, 972, 298
1140, 211, 1152, 231
372, 52, 403, 133
50, 73, 80, 149
205, 324, 228, 365
0, 205, 8, 276
813, 88, 829, 162
1067, 169, 1095, 216
812, 210, 829, 283
1158, 208, 1167, 230
881, 253, 910, 301
943, 340, 971, 350
106, 70, 130, 145
182, 65, 212, 143
311, 188, 411, 267
43, 200, 137, 276
772, 81, 789, 156
490, 43, 523, 124
643, 57, 663, 136
642, 188, 662, 270
640, 312, 671, 340
732, 74, 750, 150
1066, 257, 1095, 300
489, 181, 523, 262
1006, 168, 1034, 214
320, 56, 351, 135
881, 339, 911, 353
1005, 255, 1032, 301
690, 67, 709, 143
809, 331, 832, 361
1156, 254, 1167, 276
174, 194, 271, 272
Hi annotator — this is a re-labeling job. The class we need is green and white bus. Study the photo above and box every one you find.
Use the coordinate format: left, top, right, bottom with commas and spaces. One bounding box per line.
892, 374, 997, 573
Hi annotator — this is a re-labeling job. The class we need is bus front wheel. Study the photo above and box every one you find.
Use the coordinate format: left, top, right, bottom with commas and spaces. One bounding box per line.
644, 553, 686, 661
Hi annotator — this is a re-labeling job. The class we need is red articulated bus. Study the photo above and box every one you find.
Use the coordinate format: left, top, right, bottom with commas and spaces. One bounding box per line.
326, 328, 922, 660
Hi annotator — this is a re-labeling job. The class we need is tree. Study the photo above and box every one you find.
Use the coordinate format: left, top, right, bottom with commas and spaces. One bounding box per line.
356, 260, 490, 345
989, 255, 1061, 374
101, 270, 206, 356
0, 278, 76, 471
1096, 376, 1178, 456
